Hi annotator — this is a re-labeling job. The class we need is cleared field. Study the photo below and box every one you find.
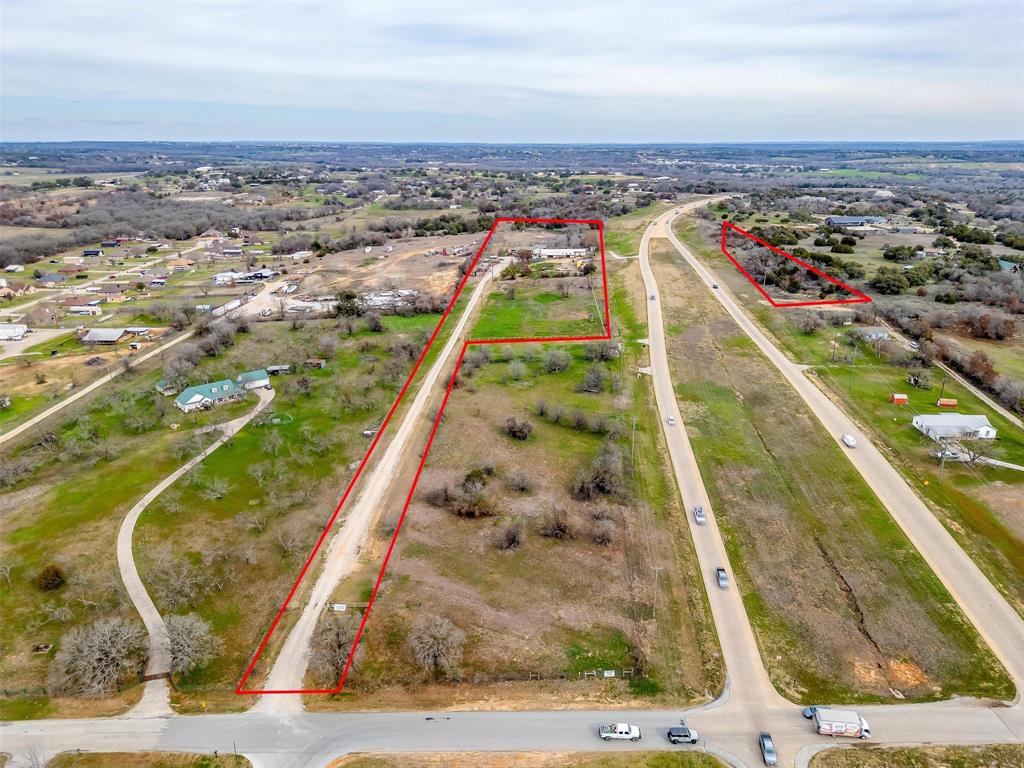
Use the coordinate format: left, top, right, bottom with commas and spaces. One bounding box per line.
303, 259, 719, 711
334, 753, 723, 768
809, 744, 1024, 768
650, 238, 1012, 704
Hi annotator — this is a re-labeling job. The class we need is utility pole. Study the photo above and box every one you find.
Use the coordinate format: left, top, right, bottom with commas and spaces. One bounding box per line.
847, 350, 857, 392
937, 372, 949, 402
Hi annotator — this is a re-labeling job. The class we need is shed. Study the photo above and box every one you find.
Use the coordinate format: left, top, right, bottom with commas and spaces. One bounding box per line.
890, 393, 908, 405
937, 398, 958, 408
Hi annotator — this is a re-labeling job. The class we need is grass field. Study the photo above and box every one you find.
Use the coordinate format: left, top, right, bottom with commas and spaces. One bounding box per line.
810, 744, 1024, 768
472, 273, 606, 341
650, 238, 1013, 704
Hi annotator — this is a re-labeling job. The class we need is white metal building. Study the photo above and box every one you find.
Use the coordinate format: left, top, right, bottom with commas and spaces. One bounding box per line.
912, 414, 997, 441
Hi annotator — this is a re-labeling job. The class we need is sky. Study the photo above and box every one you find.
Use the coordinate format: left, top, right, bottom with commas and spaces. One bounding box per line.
2, 0, 1022, 143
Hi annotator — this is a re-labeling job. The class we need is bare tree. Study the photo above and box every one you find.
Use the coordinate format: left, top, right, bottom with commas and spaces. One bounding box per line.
407, 615, 465, 679
49, 617, 146, 696
166, 613, 223, 675
308, 613, 363, 683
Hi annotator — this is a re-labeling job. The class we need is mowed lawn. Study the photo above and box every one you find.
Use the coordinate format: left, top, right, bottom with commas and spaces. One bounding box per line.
651, 239, 1013, 705
472, 278, 607, 341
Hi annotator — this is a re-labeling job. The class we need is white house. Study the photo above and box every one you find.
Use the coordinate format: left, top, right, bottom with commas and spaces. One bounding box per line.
4, 264, 26, 273
912, 414, 997, 441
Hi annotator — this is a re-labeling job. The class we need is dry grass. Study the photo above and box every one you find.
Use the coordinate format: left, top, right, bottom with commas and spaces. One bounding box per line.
810, 744, 1024, 768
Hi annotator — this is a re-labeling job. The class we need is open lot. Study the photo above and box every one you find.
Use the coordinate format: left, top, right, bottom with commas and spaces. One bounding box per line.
649, 237, 1012, 704
47, 754, 250, 768
301, 254, 719, 711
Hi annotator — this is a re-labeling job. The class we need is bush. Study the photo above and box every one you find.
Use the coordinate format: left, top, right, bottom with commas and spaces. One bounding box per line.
494, 521, 524, 550
578, 364, 608, 393
592, 520, 617, 546
49, 618, 145, 696
407, 616, 465, 679
35, 564, 66, 592
539, 509, 575, 540
450, 492, 495, 519
543, 349, 571, 373
505, 469, 533, 493
505, 417, 534, 440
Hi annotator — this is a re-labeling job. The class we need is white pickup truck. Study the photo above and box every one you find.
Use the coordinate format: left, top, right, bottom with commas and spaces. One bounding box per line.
599, 722, 641, 741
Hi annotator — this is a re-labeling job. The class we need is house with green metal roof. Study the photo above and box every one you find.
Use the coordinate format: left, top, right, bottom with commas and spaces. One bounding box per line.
174, 379, 245, 413
154, 379, 178, 396
237, 369, 271, 390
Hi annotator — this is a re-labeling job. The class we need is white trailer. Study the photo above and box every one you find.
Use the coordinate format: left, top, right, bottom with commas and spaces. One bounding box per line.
813, 708, 871, 739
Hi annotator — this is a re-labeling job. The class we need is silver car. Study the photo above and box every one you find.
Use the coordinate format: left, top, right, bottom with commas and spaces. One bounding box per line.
693, 506, 706, 525
758, 732, 778, 766
715, 567, 729, 589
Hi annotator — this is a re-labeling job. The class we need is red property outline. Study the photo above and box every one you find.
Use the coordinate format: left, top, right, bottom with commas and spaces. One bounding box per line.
236, 217, 610, 695
719, 221, 871, 307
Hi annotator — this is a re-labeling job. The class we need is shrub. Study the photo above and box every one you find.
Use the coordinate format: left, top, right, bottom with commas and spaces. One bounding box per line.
578, 364, 608, 393
35, 564, 66, 592
494, 521, 524, 550
539, 509, 576, 540
592, 520, 617, 546
505, 417, 534, 440
450, 492, 495, 519
543, 349, 571, 373
408, 616, 465, 679
505, 469, 533, 493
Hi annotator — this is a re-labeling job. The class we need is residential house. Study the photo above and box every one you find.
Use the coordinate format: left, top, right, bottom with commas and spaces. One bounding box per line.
62, 255, 86, 266
856, 326, 890, 342
912, 414, 997, 441
166, 258, 196, 272
82, 248, 104, 257
4, 264, 26, 273
174, 379, 246, 413
825, 215, 887, 228
237, 369, 271, 390
36, 273, 67, 285
0, 280, 35, 299
58, 265, 87, 276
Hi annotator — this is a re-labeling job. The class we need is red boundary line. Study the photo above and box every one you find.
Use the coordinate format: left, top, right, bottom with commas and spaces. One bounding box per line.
236, 217, 610, 694
719, 221, 871, 307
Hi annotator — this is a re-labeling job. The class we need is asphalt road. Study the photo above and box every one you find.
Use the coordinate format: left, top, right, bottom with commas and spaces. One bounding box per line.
3, 205, 1022, 768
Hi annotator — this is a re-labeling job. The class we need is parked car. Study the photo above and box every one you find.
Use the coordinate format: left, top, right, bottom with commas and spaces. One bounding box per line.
715, 567, 729, 589
909, 340, 920, 349
758, 732, 778, 765
693, 506, 706, 525
802, 706, 818, 719
666, 415, 676, 426
599, 723, 641, 741
667, 726, 699, 744
841, 434, 857, 448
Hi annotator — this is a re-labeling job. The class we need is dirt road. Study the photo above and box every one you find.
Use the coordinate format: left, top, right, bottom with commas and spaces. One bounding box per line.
118, 388, 276, 717
253, 261, 507, 712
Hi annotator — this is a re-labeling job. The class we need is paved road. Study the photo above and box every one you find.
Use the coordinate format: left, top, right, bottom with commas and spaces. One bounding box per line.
254, 259, 508, 711
0, 328, 73, 362
3, 206, 1023, 767
118, 388, 276, 718
654, 209, 1024, 695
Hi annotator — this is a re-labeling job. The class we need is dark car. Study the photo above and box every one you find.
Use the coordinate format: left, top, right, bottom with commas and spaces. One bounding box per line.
667, 726, 699, 744
802, 706, 817, 719
758, 732, 778, 766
